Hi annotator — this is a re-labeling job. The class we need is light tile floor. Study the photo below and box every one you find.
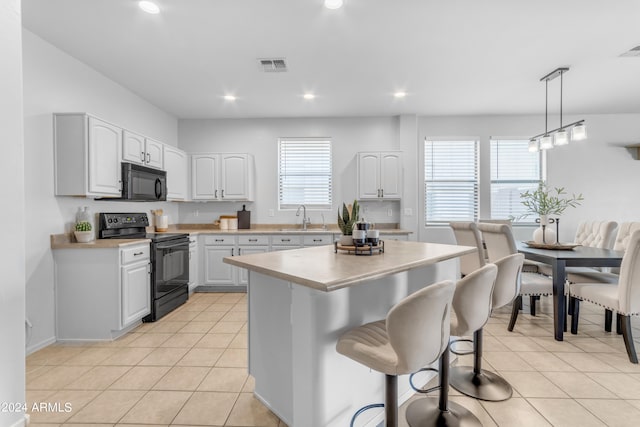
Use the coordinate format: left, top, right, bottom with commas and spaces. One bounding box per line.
26, 292, 640, 427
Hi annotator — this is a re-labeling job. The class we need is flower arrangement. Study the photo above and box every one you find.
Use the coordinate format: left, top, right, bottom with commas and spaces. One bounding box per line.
519, 181, 583, 218
337, 200, 360, 235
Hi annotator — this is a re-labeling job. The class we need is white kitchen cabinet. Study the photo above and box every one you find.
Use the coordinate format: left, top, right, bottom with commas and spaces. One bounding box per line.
220, 153, 255, 200
237, 235, 269, 285
191, 154, 220, 200
357, 152, 402, 199
188, 236, 198, 293
191, 153, 255, 201
122, 130, 164, 169
53, 243, 151, 340
164, 145, 188, 200
303, 234, 334, 246
54, 113, 123, 197
203, 235, 237, 286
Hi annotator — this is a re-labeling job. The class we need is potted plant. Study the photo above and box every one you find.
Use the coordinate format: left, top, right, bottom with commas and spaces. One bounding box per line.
74, 221, 94, 243
337, 200, 360, 245
519, 181, 583, 243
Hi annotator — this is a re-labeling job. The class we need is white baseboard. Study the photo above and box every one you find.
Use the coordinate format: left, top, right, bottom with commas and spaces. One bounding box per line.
26, 336, 56, 355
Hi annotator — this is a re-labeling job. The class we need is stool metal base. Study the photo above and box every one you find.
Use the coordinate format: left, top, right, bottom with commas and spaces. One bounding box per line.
406, 397, 482, 427
449, 366, 513, 401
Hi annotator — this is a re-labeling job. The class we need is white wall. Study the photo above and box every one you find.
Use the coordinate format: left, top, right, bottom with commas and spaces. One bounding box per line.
420, 113, 640, 243
22, 31, 179, 353
177, 117, 406, 228
1, 1, 26, 426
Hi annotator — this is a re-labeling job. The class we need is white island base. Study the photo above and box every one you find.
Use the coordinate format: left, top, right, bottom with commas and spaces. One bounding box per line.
248, 264, 454, 427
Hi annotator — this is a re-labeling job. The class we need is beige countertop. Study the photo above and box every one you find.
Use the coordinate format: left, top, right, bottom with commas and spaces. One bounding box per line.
51, 224, 411, 248
223, 240, 475, 292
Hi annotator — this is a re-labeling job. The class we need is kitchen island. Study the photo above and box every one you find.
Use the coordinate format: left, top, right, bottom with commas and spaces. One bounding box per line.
223, 240, 475, 427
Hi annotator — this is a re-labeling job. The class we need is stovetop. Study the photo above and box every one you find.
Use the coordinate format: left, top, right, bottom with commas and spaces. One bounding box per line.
98, 212, 188, 242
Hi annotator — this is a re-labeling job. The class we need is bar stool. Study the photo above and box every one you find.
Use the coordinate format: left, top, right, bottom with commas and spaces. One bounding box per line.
336, 281, 455, 427
405, 263, 496, 426
449, 253, 523, 401
449, 221, 485, 278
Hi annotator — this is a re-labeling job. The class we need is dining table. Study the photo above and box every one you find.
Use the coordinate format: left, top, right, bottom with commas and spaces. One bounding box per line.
516, 242, 625, 341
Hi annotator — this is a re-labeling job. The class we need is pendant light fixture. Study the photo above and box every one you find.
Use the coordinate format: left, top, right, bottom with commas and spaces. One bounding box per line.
529, 67, 586, 152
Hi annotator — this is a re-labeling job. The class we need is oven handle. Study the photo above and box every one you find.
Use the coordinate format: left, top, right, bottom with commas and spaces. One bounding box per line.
155, 241, 189, 250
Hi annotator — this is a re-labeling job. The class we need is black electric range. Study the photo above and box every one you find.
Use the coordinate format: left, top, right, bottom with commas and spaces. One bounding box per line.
98, 212, 189, 321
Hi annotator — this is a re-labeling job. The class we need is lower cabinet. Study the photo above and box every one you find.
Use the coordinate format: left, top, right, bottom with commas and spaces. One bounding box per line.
204, 245, 236, 285
188, 236, 198, 293
53, 243, 151, 340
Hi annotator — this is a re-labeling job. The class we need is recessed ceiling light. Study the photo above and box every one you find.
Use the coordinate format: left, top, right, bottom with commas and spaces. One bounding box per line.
303, 93, 315, 100
138, 1, 160, 14
223, 95, 236, 101
394, 91, 407, 98
324, 0, 344, 10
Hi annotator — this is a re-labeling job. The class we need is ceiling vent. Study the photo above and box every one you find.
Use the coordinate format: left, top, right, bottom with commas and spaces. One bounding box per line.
258, 58, 288, 72
620, 45, 640, 57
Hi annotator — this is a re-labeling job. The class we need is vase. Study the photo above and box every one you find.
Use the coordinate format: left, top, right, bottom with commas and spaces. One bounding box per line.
533, 215, 557, 244
338, 234, 353, 246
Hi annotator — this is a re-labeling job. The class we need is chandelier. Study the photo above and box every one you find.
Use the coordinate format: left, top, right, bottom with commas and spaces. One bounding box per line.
529, 67, 587, 152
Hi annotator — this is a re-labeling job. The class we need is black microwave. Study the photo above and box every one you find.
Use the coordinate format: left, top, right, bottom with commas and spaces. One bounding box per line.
121, 162, 167, 201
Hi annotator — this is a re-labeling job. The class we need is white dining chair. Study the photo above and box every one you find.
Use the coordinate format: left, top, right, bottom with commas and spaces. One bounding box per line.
569, 229, 640, 364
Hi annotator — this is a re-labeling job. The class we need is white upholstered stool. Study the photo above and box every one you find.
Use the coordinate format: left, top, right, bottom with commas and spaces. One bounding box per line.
336, 281, 456, 427
450, 253, 523, 401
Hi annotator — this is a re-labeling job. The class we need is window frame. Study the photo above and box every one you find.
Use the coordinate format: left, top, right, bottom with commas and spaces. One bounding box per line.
277, 137, 333, 211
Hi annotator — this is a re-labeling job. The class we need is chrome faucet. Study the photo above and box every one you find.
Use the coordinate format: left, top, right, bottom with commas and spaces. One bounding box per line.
296, 204, 311, 230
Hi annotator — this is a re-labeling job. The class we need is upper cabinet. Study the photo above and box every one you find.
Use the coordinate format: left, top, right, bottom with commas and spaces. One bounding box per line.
54, 113, 123, 197
191, 153, 255, 201
357, 151, 402, 199
122, 130, 163, 169
164, 145, 188, 201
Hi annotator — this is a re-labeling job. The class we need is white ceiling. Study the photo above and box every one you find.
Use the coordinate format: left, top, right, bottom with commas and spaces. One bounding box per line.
21, 0, 640, 119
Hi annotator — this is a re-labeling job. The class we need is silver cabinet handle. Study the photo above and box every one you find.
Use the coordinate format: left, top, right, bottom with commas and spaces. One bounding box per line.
381, 189, 384, 198
221, 189, 225, 198
147, 153, 151, 163
140, 151, 145, 162
215, 189, 218, 198
231, 248, 234, 256
377, 189, 381, 197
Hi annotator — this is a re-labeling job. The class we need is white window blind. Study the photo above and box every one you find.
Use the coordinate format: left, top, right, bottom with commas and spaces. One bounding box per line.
278, 138, 332, 210
490, 139, 542, 222
424, 140, 479, 224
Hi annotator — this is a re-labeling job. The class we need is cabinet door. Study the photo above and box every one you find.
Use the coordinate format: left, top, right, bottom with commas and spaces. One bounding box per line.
192, 154, 219, 200
88, 117, 122, 196
121, 261, 151, 327
220, 154, 248, 200
380, 152, 402, 198
164, 146, 188, 200
237, 247, 268, 285
204, 246, 235, 285
122, 130, 145, 165
357, 152, 381, 199
145, 138, 164, 169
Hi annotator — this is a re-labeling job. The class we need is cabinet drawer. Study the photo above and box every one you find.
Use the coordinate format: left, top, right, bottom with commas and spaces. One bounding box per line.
238, 235, 269, 245
272, 235, 302, 246
203, 235, 237, 245
121, 245, 150, 264
303, 234, 334, 246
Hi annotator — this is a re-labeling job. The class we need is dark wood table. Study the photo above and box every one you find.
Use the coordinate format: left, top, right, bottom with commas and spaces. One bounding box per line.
516, 242, 624, 341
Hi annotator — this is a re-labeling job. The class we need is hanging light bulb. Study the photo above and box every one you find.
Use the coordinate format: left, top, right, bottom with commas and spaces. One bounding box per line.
528, 139, 540, 152
540, 135, 554, 150
554, 129, 569, 146
571, 123, 587, 141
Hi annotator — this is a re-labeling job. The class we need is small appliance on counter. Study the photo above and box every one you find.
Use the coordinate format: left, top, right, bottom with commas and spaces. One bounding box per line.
98, 212, 189, 321
237, 205, 251, 229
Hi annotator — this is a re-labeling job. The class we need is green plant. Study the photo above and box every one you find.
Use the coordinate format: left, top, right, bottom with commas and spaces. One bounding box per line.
75, 221, 92, 232
337, 200, 360, 235
518, 181, 583, 218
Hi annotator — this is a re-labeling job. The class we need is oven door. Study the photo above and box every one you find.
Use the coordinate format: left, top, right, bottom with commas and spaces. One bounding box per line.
153, 239, 189, 298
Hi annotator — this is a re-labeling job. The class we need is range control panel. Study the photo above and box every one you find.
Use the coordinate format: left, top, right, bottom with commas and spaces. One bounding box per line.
99, 212, 149, 230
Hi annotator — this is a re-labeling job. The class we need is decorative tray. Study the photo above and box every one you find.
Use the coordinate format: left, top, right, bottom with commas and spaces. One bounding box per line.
523, 241, 581, 250
334, 240, 384, 256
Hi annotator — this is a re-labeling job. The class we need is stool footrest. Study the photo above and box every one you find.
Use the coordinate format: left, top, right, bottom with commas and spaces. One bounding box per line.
349, 403, 384, 427
409, 367, 439, 394
450, 338, 474, 356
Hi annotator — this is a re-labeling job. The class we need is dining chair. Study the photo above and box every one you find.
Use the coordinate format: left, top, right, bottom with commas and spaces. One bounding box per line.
569, 229, 640, 364
449, 222, 485, 277
477, 222, 553, 328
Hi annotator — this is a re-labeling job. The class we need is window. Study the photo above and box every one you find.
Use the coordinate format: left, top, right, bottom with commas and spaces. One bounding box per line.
490, 139, 542, 222
424, 139, 479, 224
278, 138, 332, 210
